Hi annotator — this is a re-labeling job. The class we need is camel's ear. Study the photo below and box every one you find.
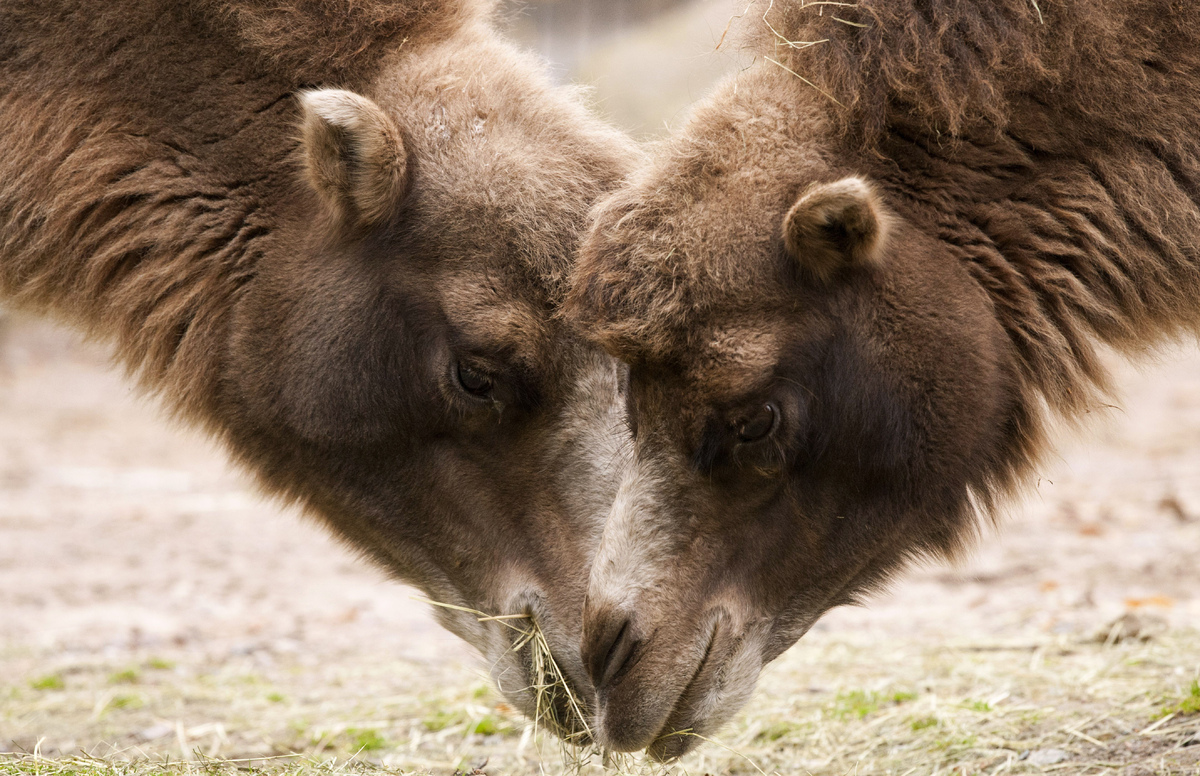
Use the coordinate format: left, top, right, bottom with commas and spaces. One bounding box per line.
299, 89, 407, 227
783, 177, 891, 283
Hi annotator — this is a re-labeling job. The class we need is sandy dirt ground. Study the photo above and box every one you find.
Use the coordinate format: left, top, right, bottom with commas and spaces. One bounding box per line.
1, 314, 1198, 773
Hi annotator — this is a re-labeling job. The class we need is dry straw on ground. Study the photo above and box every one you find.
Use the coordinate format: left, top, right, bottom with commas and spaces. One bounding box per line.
5, 628, 1198, 775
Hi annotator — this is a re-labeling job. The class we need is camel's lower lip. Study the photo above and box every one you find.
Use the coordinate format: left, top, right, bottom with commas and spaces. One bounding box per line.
645, 621, 722, 761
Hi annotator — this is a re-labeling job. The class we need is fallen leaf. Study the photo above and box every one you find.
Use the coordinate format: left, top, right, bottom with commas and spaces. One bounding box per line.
1125, 595, 1175, 609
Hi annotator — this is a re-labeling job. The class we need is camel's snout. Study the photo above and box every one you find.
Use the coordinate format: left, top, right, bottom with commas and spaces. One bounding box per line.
582, 597, 756, 759
581, 604, 641, 692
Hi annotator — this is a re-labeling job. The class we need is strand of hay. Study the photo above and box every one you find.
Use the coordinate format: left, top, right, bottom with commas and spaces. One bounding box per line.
760, 0, 845, 106
764, 57, 844, 107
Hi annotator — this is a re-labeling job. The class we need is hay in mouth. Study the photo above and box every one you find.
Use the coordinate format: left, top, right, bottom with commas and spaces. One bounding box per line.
417, 598, 627, 772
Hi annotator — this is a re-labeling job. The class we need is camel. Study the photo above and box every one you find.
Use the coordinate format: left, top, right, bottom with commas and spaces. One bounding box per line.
0, 0, 636, 735
566, 0, 1200, 758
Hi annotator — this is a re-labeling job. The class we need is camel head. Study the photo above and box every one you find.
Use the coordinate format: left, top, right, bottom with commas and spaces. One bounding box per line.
565, 65, 1025, 757
220, 29, 637, 739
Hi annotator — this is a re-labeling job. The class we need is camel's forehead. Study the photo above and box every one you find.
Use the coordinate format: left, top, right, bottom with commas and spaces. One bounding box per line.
437, 266, 555, 358
632, 319, 781, 408
685, 321, 781, 399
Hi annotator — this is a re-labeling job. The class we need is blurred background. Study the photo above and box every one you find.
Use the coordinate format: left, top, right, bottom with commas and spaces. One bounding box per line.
2, 2, 1198, 772
501, 0, 750, 136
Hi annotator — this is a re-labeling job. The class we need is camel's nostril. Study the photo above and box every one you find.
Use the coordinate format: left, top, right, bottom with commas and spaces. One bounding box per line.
583, 612, 639, 691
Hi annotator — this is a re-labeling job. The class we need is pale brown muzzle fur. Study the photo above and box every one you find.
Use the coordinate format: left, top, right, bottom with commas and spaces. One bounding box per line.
581, 451, 770, 757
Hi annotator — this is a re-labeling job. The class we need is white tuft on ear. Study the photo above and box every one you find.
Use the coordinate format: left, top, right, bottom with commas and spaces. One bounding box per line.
299, 88, 407, 227
782, 176, 892, 283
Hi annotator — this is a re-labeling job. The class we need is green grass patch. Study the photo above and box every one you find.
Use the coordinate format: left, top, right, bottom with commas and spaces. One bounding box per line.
345, 728, 387, 752
421, 709, 463, 732
416, 709, 515, 737
754, 720, 806, 742
29, 673, 65, 691
469, 715, 499, 736
827, 688, 915, 720
107, 668, 140, 685
108, 693, 144, 710
1159, 679, 1200, 718
931, 734, 978, 752
829, 689, 880, 719
910, 715, 939, 731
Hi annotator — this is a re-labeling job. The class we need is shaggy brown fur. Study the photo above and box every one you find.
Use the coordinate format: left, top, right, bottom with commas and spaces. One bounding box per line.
566, 0, 1200, 758
1, 0, 635, 734
204, 0, 474, 82
756, 0, 1200, 143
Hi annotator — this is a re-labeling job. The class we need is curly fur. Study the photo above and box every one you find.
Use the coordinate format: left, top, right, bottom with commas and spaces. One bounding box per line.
755, 0, 1198, 144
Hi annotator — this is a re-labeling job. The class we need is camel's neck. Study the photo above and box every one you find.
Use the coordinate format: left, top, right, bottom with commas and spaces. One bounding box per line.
764, 0, 1200, 418
0, 2, 327, 424
871, 99, 1200, 418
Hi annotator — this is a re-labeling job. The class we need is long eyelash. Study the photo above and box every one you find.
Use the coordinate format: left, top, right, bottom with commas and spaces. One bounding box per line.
729, 419, 790, 476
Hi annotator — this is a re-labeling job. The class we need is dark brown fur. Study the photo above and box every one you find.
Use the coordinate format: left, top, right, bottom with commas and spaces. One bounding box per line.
566, 0, 1200, 757
0, 0, 635, 733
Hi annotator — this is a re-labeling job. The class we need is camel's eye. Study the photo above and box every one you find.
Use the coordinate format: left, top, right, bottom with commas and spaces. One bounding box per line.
456, 362, 495, 398
736, 403, 777, 443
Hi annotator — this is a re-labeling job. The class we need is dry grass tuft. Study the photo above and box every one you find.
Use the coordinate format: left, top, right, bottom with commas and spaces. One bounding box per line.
509, 614, 607, 774
509, 615, 590, 748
